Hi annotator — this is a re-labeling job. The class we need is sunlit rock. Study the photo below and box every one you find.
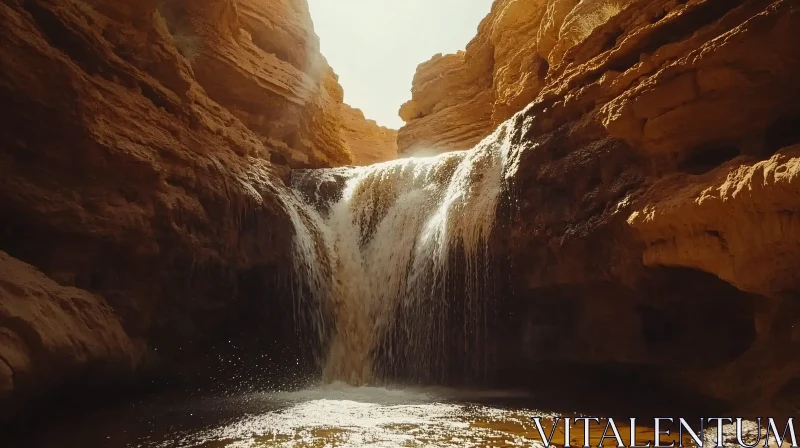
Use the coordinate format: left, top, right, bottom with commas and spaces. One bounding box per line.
397, 0, 636, 156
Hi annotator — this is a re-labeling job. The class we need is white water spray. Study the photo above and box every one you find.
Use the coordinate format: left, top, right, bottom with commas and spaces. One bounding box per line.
284, 121, 515, 385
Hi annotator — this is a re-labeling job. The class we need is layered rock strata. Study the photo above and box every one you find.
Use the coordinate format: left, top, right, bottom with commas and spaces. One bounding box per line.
398, 0, 637, 155
0, 0, 344, 422
158, 0, 353, 167
484, 0, 800, 413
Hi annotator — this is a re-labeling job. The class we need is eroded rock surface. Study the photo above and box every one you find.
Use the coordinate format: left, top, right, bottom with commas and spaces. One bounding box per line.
157, 0, 353, 168
483, 0, 800, 413
0, 252, 141, 422
0, 0, 323, 422
398, 0, 635, 155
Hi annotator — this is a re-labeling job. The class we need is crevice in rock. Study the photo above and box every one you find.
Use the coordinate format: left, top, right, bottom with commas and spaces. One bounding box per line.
246, 32, 293, 67
764, 115, 800, 156
138, 81, 181, 116
639, 266, 758, 365
21, 1, 184, 118
536, 56, 549, 80
0, 357, 13, 393
22, 1, 129, 85
490, 265, 761, 413
606, 0, 745, 74
677, 145, 741, 175
490, 280, 737, 414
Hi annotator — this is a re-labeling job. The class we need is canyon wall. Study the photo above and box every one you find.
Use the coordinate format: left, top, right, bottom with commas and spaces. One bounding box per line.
481, 0, 800, 413
398, 0, 636, 155
340, 104, 398, 165
160, 0, 353, 168
0, 0, 367, 423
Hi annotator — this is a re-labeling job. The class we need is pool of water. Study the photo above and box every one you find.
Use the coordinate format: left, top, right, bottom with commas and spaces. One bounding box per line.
17, 382, 767, 447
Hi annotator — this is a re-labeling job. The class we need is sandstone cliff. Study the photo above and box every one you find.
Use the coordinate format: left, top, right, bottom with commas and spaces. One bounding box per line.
158, 0, 353, 168
0, 0, 333, 422
398, 0, 636, 155
482, 0, 800, 413
340, 104, 398, 165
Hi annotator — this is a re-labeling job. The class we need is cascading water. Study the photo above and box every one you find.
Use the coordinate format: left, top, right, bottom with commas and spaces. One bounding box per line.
284, 121, 515, 386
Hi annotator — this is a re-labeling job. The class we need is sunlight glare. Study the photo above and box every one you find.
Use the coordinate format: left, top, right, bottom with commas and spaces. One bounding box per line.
307, 0, 493, 129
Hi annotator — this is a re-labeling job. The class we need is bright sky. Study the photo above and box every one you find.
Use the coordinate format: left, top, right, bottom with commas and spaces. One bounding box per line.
308, 0, 494, 129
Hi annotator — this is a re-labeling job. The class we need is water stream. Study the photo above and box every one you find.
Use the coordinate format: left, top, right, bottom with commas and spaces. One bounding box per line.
285, 122, 515, 385
19, 383, 725, 447
25, 382, 777, 447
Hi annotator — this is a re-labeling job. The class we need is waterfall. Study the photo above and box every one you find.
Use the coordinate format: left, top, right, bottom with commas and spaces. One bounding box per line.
284, 121, 514, 385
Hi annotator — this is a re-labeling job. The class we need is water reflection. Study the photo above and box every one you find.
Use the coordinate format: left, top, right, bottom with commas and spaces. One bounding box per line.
21, 383, 767, 447
143, 384, 543, 447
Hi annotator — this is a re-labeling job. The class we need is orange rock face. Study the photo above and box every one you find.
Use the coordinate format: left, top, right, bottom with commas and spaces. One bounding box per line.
486, 0, 800, 411
629, 148, 800, 299
158, 0, 354, 168
0, 0, 337, 421
340, 104, 398, 166
398, 49, 494, 156
397, 0, 635, 156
